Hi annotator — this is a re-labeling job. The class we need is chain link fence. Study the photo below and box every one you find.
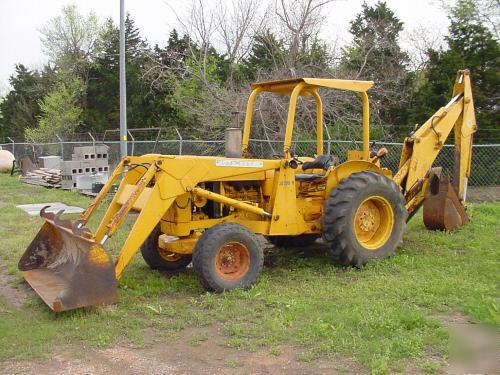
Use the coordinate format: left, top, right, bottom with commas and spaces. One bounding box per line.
1, 138, 498, 186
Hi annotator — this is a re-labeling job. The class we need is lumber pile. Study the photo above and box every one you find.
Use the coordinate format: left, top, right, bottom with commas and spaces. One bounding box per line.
20, 168, 61, 188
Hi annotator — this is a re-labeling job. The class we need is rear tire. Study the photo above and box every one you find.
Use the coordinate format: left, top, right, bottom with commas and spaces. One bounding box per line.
192, 222, 263, 292
140, 226, 192, 270
322, 171, 407, 267
266, 234, 319, 248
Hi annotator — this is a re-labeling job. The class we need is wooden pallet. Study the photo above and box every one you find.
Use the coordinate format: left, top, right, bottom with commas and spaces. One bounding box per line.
20, 168, 61, 188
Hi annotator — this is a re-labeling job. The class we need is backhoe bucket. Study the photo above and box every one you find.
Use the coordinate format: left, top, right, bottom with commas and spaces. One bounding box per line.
18, 207, 117, 312
423, 173, 468, 231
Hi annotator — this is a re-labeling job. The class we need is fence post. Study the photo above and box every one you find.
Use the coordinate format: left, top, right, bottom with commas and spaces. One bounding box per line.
88, 132, 96, 146
152, 128, 161, 153
31, 142, 36, 163
323, 124, 332, 155
127, 130, 135, 155
7, 137, 15, 157
55, 134, 64, 160
175, 128, 183, 155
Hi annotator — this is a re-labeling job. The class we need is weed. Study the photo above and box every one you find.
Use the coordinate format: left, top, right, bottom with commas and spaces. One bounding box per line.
226, 359, 243, 368
419, 360, 441, 373
188, 332, 209, 346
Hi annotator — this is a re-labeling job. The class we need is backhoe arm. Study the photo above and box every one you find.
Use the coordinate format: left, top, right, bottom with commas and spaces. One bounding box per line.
451, 70, 476, 201
394, 70, 477, 226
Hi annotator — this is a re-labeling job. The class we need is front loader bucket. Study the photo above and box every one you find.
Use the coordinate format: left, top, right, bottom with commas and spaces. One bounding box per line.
18, 207, 117, 312
423, 173, 468, 231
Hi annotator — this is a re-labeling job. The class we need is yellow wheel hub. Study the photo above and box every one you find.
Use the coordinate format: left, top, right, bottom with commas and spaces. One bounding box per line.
354, 196, 394, 250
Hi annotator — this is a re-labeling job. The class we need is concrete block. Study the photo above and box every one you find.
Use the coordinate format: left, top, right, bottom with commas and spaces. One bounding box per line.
76, 172, 109, 190
95, 144, 109, 154
61, 160, 83, 175
38, 156, 61, 169
94, 158, 109, 168
96, 164, 110, 173
80, 160, 97, 173
61, 175, 78, 190
73, 145, 109, 161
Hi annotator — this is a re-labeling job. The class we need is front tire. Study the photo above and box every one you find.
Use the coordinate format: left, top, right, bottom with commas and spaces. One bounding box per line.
192, 223, 264, 292
322, 171, 407, 267
140, 226, 192, 270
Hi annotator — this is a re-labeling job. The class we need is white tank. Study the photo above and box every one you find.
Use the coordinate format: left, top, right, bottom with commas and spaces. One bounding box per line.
0, 150, 15, 173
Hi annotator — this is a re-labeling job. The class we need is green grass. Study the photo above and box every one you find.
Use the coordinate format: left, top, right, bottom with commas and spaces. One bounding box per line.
0, 174, 498, 374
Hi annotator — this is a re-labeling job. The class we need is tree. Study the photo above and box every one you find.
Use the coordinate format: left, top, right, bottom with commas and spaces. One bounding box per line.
243, 30, 286, 78
153, 0, 336, 143
410, 0, 499, 143
25, 74, 84, 143
85, 15, 164, 134
216, 0, 262, 64
341, 1, 412, 135
273, 0, 334, 75
84, 19, 120, 134
122, 15, 161, 130
40, 5, 101, 82
145, 30, 197, 133
0, 65, 53, 140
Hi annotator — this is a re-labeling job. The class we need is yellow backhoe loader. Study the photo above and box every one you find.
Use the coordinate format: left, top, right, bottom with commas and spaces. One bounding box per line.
19, 70, 476, 312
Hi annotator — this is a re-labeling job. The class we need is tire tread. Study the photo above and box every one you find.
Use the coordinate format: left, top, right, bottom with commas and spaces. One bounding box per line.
193, 223, 263, 292
322, 171, 407, 267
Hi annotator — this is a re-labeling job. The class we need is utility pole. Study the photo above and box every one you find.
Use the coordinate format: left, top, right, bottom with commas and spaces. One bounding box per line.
119, 0, 127, 158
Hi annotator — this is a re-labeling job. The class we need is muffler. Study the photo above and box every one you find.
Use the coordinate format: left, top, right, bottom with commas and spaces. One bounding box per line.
18, 207, 117, 312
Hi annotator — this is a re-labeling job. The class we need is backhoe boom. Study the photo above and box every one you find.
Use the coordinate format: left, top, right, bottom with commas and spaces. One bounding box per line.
395, 70, 477, 222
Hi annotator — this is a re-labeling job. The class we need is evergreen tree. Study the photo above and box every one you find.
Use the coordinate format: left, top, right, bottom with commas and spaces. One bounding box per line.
123, 15, 159, 131
342, 1, 412, 133
410, 0, 499, 143
84, 19, 120, 134
159, 29, 193, 71
146, 30, 196, 133
243, 31, 286, 78
0, 65, 53, 140
84, 15, 160, 134
243, 30, 329, 80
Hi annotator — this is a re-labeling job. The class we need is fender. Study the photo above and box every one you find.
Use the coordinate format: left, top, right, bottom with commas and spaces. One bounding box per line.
325, 160, 392, 198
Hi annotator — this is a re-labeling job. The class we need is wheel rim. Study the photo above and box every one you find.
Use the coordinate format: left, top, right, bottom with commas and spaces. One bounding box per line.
215, 242, 250, 280
158, 248, 183, 262
354, 196, 394, 250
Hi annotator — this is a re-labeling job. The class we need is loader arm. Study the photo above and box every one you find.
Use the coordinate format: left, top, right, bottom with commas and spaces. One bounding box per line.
393, 70, 477, 225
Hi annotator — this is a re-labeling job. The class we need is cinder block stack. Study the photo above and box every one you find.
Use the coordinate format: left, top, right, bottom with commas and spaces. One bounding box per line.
61, 145, 110, 190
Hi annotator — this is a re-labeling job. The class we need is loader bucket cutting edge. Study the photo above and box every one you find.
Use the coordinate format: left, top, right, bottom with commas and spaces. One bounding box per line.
18, 207, 117, 312
423, 173, 468, 231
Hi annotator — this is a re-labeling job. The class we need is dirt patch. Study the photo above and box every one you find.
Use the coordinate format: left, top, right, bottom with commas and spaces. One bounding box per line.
467, 186, 500, 202
1, 325, 364, 375
0, 259, 32, 310
434, 313, 499, 375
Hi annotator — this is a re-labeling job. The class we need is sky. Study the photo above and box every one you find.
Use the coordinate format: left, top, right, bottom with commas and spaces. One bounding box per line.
0, 0, 450, 94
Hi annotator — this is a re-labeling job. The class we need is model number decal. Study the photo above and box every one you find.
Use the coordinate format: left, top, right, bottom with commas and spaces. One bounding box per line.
216, 159, 263, 168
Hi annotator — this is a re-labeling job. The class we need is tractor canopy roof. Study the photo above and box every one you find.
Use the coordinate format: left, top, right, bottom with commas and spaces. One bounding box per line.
251, 78, 374, 95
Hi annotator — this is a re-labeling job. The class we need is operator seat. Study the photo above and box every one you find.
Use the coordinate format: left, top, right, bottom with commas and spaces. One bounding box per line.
295, 155, 337, 182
